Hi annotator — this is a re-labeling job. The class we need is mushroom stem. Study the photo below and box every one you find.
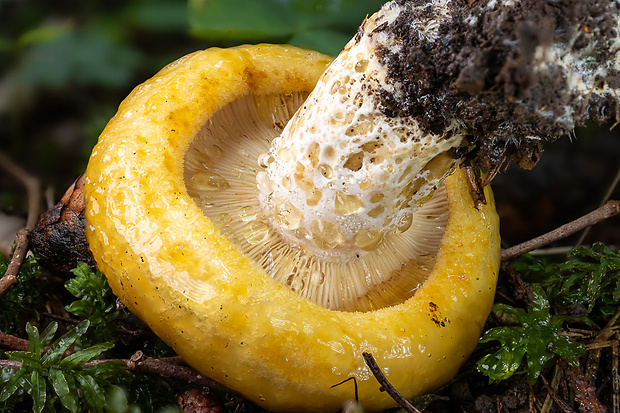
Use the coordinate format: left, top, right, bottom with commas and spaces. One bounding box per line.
259, 4, 465, 256
259, 0, 620, 255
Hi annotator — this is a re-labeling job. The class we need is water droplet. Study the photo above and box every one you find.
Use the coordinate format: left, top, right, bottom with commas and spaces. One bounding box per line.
318, 164, 333, 179
212, 213, 232, 226
277, 147, 293, 162
335, 191, 362, 215
311, 219, 341, 250
306, 142, 320, 168
256, 171, 273, 196
355, 60, 368, 73
243, 220, 269, 245
294, 173, 315, 193
330, 81, 341, 95
294, 227, 310, 240
359, 179, 371, 190
394, 213, 413, 234
191, 171, 229, 191
310, 270, 325, 286
240, 206, 257, 222
370, 192, 384, 203
240, 148, 250, 157
306, 189, 322, 206
368, 205, 385, 218
281, 175, 291, 190
354, 229, 384, 251
275, 200, 303, 229
258, 152, 275, 168
291, 277, 305, 292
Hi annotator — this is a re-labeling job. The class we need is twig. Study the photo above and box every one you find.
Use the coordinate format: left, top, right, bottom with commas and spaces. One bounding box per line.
540, 375, 576, 413
0, 331, 29, 351
540, 364, 562, 413
604, 306, 620, 333
567, 327, 611, 338
362, 352, 420, 413
586, 341, 619, 351
0, 152, 41, 229
501, 200, 620, 261
0, 360, 22, 370
565, 362, 607, 413
158, 356, 186, 365
123, 351, 243, 398
0, 228, 30, 298
0, 344, 244, 400
41, 312, 81, 325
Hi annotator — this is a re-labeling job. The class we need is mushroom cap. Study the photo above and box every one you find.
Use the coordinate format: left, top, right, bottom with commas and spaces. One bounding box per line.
85, 44, 500, 412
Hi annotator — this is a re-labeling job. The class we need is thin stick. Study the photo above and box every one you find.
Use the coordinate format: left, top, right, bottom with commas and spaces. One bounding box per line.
586, 341, 619, 351
565, 361, 607, 413
0, 346, 244, 400
0, 152, 41, 229
501, 200, 620, 261
0, 360, 22, 370
0, 228, 30, 298
0, 331, 29, 351
362, 352, 420, 413
604, 306, 620, 333
540, 364, 562, 413
540, 375, 576, 413
41, 312, 81, 325
123, 351, 242, 398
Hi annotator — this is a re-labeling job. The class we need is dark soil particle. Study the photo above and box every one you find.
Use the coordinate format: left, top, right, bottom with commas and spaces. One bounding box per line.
473, 394, 495, 413
376, 0, 620, 173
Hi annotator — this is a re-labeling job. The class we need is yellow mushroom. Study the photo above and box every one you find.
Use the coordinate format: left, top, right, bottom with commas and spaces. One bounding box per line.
83, 0, 620, 408
85, 42, 499, 411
